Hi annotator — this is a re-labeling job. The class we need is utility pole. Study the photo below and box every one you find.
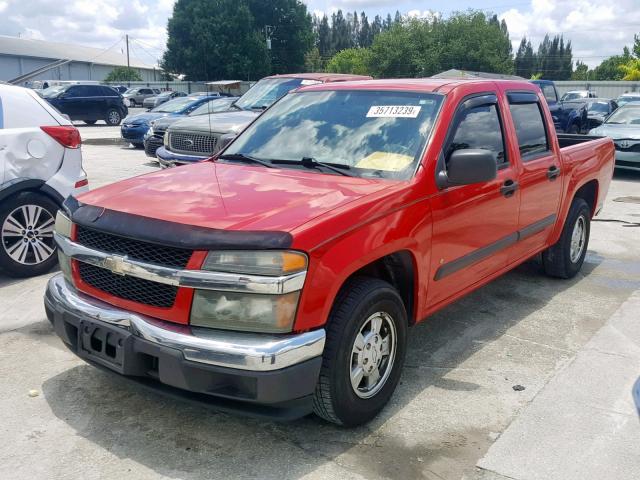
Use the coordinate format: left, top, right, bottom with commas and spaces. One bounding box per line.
125, 34, 131, 87
264, 26, 274, 50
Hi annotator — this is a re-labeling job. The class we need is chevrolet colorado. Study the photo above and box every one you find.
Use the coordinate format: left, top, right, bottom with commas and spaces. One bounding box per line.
45, 79, 614, 426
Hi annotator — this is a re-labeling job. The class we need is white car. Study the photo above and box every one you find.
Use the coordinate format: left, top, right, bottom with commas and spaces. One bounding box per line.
0, 83, 88, 277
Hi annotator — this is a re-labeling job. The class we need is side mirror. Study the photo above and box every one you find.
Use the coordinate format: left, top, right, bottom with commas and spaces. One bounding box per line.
437, 149, 497, 188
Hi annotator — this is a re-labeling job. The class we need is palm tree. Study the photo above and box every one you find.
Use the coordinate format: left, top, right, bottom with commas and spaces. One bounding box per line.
619, 59, 640, 81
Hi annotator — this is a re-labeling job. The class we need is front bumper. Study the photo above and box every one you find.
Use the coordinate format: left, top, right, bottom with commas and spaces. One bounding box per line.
144, 135, 163, 158
156, 146, 208, 168
44, 274, 325, 419
120, 124, 148, 144
614, 150, 640, 171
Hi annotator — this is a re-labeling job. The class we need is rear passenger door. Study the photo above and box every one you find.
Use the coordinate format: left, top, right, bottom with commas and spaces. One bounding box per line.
428, 93, 520, 306
505, 91, 563, 261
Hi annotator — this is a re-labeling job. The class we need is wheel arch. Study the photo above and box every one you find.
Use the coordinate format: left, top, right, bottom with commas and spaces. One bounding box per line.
573, 179, 599, 217
0, 178, 64, 207
338, 250, 418, 326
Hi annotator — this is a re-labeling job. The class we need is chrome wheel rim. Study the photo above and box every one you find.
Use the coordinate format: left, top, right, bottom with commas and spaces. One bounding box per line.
570, 215, 586, 263
1, 205, 56, 265
349, 311, 397, 399
108, 111, 120, 124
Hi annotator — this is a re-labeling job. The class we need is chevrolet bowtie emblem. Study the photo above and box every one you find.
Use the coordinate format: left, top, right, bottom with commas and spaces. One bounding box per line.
103, 255, 127, 275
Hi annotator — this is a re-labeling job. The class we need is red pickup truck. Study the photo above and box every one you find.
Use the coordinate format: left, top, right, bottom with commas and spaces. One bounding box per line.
46, 79, 614, 426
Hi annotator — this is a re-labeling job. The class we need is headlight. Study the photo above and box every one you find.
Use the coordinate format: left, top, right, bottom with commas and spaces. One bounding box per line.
54, 210, 73, 283
190, 250, 307, 332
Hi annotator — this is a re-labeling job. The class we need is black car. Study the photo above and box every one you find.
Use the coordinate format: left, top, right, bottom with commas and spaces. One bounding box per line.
42, 84, 128, 126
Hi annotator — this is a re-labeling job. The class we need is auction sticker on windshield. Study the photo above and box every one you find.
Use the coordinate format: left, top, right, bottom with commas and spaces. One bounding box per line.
367, 105, 422, 118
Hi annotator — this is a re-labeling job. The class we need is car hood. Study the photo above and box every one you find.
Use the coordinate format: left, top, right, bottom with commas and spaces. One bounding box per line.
76, 161, 394, 234
123, 112, 175, 125
591, 124, 640, 139
169, 110, 259, 134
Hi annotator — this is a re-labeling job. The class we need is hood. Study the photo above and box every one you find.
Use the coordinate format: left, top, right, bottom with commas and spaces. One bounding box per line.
123, 112, 174, 125
152, 116, 183, 129
590, 124, 640, 139
169, 110, 258, 134
77, 161, 393, 234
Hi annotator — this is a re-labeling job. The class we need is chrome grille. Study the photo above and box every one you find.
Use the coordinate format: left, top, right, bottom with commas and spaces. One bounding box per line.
169, 132, 217, 155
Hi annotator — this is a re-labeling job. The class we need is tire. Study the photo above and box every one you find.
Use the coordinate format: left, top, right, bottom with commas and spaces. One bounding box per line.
0, 192, 59, 278
131, 142, 144, 149
542, 198, 590, 279
84, 120, 97, 125
313, 277, 407, 426
105, 109, 122, 126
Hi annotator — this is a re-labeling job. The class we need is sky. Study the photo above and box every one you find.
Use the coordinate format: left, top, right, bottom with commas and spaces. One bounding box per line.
0, 0, 639, 68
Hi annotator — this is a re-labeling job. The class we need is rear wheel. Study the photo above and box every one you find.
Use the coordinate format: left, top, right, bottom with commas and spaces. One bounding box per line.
542, 198, 591, 279
105, 109, 122, 126
313, 277, 407, 426
0, 192, 59, 278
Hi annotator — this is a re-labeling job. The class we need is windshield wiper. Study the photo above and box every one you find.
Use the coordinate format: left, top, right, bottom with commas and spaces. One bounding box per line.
218, 153, 275, 168
272, 157, 355, 177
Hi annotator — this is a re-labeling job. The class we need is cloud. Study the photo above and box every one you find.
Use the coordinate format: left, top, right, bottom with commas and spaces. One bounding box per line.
0, 0, 173, 66
500, 0, 640, 67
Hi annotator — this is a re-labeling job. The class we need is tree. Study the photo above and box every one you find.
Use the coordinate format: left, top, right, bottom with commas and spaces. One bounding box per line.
304, 47, 324, 72
515, 37, 535, 78
325, 48, 371, 75
589, 46, 632, 80
619, 58, 640, 80
359, 12, 371, 48
571, 61, 589, 80
247, 0, 314, 73
331, 10, 351, 52
104, 66, 142, 82
318, 15, 331, 57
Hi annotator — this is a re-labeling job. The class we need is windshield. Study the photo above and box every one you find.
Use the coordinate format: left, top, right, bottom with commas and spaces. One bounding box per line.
190, 97, 237, 116
587, 101, 610, 114
561, 92, 588, 102
152, 97, 195, 113
224, 90, 443, 180
234, 78, 320, 111
42, 85, 67, 98
617, 96, 640, 107
605, 105, 640, 125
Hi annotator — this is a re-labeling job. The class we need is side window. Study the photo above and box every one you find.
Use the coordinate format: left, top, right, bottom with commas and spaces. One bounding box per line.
509, 102, 550, 160
541, 85, 557, 103
141, 89, 152, 95
65, 86, 80, 98
448, 104, 506, 165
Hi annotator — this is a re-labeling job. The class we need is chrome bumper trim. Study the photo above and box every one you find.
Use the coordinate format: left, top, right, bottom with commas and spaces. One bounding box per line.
46, 274, 325, 371
54, 233, 306, 295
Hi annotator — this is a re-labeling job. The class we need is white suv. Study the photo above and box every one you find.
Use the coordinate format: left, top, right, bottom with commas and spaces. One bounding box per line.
0, 83, 88, 277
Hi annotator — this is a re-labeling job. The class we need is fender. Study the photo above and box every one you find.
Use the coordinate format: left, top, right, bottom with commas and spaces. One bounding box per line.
0, 178, 64, 206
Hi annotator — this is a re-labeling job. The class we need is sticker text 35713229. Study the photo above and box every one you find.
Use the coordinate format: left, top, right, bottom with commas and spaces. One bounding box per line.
366, 105, 422, 118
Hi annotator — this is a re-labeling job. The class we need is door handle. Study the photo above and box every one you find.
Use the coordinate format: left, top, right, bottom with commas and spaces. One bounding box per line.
547, 165, 560, 180
500, 179, 518, 197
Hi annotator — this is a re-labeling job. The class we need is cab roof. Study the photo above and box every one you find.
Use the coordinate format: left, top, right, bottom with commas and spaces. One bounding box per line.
265, 72, 373, 82
295, 77, 539, 95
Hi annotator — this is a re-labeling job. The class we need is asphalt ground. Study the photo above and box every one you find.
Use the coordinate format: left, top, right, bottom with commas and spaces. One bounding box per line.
0, 129, 639, 480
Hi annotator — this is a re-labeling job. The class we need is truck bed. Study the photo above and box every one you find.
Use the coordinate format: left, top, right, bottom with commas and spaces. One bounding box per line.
557, 133, 604, 149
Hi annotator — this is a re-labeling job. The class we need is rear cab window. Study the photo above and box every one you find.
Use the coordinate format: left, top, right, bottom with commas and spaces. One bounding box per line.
507, 93, 551, 161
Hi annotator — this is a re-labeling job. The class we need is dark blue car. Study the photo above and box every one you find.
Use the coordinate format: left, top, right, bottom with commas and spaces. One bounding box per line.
120, 95, 219, 147
531, 80, 588, 133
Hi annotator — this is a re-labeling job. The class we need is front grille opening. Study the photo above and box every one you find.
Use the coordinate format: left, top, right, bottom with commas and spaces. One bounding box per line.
76, 227, 192, 269
78, 262, 178, 308
170, 132, 218, 155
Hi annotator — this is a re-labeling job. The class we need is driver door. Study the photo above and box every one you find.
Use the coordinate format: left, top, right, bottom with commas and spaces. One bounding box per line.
427, 93, 521, 307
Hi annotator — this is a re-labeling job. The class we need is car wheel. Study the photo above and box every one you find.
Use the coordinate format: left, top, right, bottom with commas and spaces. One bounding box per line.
313, 277, 407, 426
132, 142, 144, 149
542, 198, 591, 279
105, 109, 122, 126
84, 120, 97, 125
0, 192, 59, 278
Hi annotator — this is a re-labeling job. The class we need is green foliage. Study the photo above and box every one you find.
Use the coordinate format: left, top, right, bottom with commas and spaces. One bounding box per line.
619, 58, 640, 81
367, 12, 514, 78
162, 0, 313, 80
104, 67, 143, 82
515, 34, 572, 80
590, 47, 632, 80
325, 48, 371, 75
571, 61, 589, 80
304, 47, 324, 72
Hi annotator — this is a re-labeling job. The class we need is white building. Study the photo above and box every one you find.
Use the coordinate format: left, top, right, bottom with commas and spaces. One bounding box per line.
0, 35, 159, 84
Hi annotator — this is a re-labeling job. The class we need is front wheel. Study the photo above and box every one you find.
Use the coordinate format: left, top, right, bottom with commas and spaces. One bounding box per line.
313, 277, 407, 426
105, 109, 122, 126
0, 192, 59, 277
542, 198, 591, 279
